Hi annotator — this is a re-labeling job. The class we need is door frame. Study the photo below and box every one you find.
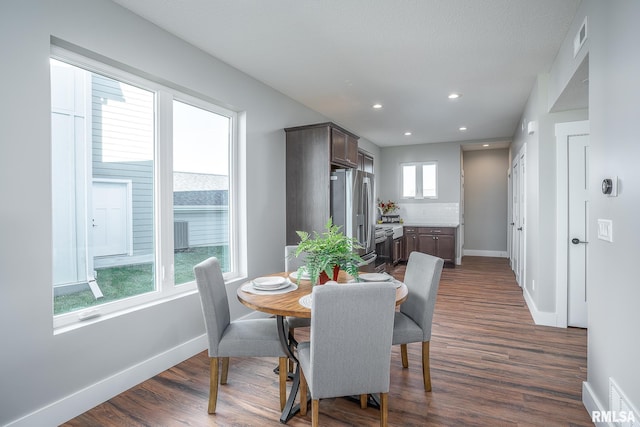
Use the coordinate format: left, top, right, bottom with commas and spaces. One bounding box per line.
510, 154, 518, 280
510, 144, 526, 287
555, 120, 589, 328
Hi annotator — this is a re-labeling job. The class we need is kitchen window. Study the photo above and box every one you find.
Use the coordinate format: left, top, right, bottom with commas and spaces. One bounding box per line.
51, 46, 240, 328
401, 162, 437, 199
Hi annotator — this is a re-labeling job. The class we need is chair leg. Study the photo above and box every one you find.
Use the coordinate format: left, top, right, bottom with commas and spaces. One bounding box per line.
422, 341, 432, 392
311, 399, 319, 427
401, 343, 409, 368
360, 394, 368, 409
278, 357, 287, 410
379, 392, 388, 427
208, 357, 220, 414
299, 368, 307, 416
220, 357, 230, 385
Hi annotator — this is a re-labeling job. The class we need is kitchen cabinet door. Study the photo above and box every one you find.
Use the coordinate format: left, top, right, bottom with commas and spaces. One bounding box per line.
418, 233, 437, 257
403, 226, 456, 265
403, 228, 417, 260
331, 128, 358, 168
436, 234, 455, 264
357, 150, 374, 174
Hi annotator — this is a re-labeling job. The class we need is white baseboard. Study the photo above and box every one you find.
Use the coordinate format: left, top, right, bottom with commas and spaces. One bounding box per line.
462, 249, 508, 258
522, 286, 558, 327
6, 335, 208, 427
583, 381, 609, 426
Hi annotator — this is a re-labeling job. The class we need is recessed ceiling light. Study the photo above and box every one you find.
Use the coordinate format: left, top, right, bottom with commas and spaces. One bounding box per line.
448, 93, 461, 99
459, 126, 467, 131
483, 144, 490, 147
404, 132, 412, 136
372, 103, 383, 109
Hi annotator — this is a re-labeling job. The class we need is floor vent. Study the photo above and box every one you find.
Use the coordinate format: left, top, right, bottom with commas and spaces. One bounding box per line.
608, 378, 640, 427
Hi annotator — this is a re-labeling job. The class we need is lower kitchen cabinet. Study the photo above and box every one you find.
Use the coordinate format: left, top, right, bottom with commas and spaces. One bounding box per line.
403, 226, 456, 266
403, 228, 418, 260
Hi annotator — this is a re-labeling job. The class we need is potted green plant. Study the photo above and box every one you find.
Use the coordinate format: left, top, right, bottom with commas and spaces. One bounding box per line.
293, 218, 364, 285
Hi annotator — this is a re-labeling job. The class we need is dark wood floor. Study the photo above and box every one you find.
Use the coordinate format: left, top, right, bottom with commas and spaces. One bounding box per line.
63, 257, 592, 426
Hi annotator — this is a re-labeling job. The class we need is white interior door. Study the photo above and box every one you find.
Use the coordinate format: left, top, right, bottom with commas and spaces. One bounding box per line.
511, 156, 519, 283
511, 152, 525, 286
92, 180, 131, 257
568, 134, 589, 327
517, 150, 526, 288
555, 120, 589, 328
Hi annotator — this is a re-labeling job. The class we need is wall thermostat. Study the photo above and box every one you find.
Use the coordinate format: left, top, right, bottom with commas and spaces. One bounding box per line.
602, 177, 618, 197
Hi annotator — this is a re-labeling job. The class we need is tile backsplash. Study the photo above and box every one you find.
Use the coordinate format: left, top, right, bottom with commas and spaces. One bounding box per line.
395, 202, 460, 225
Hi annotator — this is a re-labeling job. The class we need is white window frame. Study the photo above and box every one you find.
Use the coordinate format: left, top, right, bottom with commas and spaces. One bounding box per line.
51, 46, 243, 331
401, 161, 438, 199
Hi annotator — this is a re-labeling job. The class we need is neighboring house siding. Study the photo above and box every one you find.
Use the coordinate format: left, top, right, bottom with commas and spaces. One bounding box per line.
173, 176, 229, 249
91, 74, 155, 257
174, 208, 228, 247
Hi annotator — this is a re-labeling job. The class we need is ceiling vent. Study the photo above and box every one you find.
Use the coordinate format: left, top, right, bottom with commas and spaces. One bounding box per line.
573, 17, 588, 57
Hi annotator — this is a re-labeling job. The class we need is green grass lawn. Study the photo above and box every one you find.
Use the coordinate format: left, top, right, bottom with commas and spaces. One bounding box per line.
53, 246, 228, 315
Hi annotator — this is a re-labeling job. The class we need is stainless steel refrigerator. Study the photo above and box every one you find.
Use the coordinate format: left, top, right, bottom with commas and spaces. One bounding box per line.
330, 169, 376, 271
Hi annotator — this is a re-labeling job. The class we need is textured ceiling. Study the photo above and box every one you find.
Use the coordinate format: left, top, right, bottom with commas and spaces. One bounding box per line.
111, 0, 582, 147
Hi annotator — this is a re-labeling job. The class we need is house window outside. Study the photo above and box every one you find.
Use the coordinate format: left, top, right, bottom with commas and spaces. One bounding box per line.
51, 48, 239, 327
401, 162, 438, 199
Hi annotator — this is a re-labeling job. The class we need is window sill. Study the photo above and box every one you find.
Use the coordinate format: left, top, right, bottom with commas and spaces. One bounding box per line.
53, 288, 199, 335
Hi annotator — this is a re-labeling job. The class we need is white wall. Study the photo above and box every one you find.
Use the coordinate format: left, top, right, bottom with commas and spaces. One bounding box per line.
378, 141, 461, 204
512, 0, 640, 417
0, 0, 329, 424
511, 74, 588, 316
582, 0, 640, 417
462, 149, 509, 254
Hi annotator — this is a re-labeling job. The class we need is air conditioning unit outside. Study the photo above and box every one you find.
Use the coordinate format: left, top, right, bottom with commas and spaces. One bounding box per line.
174, 220, 189, 251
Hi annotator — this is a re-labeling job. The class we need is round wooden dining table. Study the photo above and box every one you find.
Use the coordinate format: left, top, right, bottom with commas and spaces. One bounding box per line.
236, 270, 408, 423
238, 270, 408, 317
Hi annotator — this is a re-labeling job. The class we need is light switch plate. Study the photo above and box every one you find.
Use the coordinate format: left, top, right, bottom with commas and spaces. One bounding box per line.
597, 219, 613, 242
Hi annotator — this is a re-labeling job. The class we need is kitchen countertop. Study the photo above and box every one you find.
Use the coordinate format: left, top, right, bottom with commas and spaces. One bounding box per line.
389, 222, 460, 228
377, 223, 404, 228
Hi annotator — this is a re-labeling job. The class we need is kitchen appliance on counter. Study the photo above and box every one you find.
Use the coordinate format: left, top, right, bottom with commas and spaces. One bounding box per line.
331, 169, 376, 272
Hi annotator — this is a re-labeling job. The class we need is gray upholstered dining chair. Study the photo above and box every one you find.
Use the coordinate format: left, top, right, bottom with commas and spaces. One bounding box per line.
284, 245, 311, 359
392, 251, 444, 391
285, 246, 310, 335
194, 257, 288, 414
297, 283, 396, 427
285, 244, 306, 273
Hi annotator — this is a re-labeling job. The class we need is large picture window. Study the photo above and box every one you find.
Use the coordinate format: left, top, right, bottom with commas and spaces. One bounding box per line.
172, 100, 232, 285
401, 162, 437, 199
51, 48, 239, 328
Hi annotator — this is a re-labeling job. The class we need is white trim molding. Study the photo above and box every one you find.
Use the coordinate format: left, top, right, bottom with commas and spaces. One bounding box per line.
555, 120, 590, 328
463, 249, 508, 258
523, 286, 557, 327
6, 336, 207, 427
582, 381, 608, 427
